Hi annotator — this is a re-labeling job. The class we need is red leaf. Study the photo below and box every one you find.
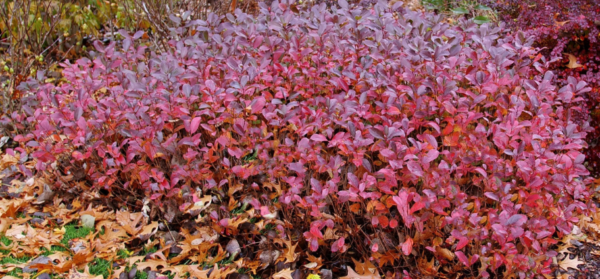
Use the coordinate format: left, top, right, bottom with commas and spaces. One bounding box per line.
410, 201, 425, 214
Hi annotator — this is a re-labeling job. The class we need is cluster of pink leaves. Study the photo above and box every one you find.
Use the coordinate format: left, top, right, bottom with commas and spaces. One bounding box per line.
7, 0, 594, 277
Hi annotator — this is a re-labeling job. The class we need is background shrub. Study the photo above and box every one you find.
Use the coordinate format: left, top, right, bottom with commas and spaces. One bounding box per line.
4, 0, 594, 277
479, 0, 600, 178
0, 0, 258, 113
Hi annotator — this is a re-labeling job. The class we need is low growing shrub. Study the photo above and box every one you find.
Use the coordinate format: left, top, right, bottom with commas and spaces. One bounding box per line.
480, 0, 600, 177
5, 0, 594, 277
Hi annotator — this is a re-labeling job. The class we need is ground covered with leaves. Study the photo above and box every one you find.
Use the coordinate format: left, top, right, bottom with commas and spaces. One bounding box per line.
1, 0, 600, 278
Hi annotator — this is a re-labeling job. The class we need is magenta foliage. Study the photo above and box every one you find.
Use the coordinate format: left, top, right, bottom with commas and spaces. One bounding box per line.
8, 0, 594, 276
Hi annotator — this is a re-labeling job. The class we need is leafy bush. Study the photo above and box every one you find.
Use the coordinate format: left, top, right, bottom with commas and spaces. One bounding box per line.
0, 0, 246, 112
5, 0, 594, 277
480, 0, 600, 176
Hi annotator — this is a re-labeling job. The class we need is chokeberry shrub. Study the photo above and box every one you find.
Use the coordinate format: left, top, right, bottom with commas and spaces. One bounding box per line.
5, 0, 594, 277
481, 0, 600, 177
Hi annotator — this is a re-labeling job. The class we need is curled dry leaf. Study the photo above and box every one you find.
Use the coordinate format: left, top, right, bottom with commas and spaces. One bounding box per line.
565, 53, 583, 69
272, 268, 295, 279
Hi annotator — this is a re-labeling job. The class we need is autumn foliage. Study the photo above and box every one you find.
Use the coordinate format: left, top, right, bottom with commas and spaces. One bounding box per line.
480, 0, 600, 177
2, 0, 595, 277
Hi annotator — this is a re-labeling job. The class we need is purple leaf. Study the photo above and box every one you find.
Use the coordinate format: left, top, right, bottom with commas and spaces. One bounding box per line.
407, 161, 423, 177
506, 214, 527, 227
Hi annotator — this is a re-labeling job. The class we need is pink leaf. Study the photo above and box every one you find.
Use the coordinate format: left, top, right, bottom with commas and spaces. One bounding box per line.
407, 160, 424, 177
506, 214, 527, 227
332, 237, 346, 253
190, 117, 201, 134
251, 97, 266, 114
310, 134, 328, 142
402, 237, 413, 255
455, 251, 470, 267
422, 149, 439, 164
371, 243, 379, 252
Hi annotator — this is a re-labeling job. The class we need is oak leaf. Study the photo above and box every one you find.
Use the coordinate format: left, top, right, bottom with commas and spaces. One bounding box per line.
272, 268, 295, 279
282, 239, 298, 263
559, 256, 583, 271
339, 267, 381, 279
134, 259, 169, 272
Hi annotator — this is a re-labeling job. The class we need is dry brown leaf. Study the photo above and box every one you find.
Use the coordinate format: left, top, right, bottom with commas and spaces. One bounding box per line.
185, 264, 210, 279
306, 254, 323, 270
351, 258, 377, 275
112, 265, 127, 279
5, 224, 27, 239
116, 210, 145, 235
127, 256, 145, 267
134, 259, 169, 272
66, 265, 104, 279
435, 246, 455, 261
565, 53, 583, 69
0, 217, 12, 234
339, 267, 381, 279
282, 239, 298, 263
555, 20, 570, 27
272, 268, 295, 279
138, 221, 158, 240
559, 256, 583, 271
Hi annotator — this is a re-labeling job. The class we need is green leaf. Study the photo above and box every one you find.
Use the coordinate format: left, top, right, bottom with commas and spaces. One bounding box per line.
451, 7, 469, 14
475, 4, 492, 11
473, 16, 491, 24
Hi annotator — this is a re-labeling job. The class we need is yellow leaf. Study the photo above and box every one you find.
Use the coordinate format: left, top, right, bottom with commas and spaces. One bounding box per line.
307, 274, 321, 279
565, 53, 583, 69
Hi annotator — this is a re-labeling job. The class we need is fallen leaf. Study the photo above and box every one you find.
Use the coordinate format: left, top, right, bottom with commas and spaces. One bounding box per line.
555, 20, 570, 27
565, 53, 583, 69
80, 214, 96, 229
559, 256, 583, 271
436, 246, 455, 261
282, 239, 298, 263
5, 224, 27, 239
225, 239, 240, 256
351, 258, 377, 275
273, 268, 295, 279
339, 267, 380, 279
34, 184, 55, 204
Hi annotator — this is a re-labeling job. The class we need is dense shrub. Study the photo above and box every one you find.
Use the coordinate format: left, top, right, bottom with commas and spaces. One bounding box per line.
480, 0, 600, 176
4, 0, 594, 277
